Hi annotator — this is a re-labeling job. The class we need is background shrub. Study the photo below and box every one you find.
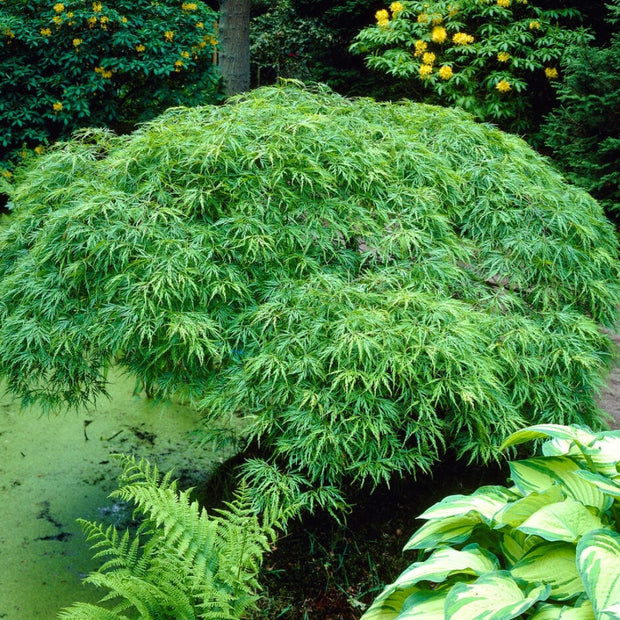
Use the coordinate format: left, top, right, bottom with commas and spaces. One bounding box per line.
0, 0, 220, 172
350, 0, 583, 134
540, 0, 620, 222
0, 82, 618, 510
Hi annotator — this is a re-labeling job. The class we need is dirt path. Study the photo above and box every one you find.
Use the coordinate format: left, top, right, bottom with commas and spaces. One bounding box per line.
597, 330, 620, 430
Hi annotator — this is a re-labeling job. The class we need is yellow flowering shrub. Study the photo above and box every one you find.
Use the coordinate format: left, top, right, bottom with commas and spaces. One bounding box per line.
351, 0, 583, 134
0, 0, 220, 169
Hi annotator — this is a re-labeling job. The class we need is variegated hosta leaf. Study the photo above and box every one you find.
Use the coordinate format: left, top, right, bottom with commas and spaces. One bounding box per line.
404, 513, 480, 551
415, 485, 517, 524
528, 599, 595, 619
360, 583, 419, 620
602, 603, 620, 618
396, 589, 448, 619
500, 530, 543, 566
509, 457, 581, 495
566, 434, 620, 478
574, 470, 620, 499
509, 458, 609, 511
495, 486, 565, 528
510, 542, 583, 601
390, 544, 499, 590
444, 570, 550, 620
576, 529, 620, 619
501, 425, 598, 452
517, 498, 603, 543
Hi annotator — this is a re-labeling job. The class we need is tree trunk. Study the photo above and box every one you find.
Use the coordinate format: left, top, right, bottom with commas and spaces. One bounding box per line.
218, 0, 251, 96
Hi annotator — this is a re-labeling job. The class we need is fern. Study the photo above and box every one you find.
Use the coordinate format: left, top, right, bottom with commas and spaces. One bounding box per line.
58, 454, 276, 620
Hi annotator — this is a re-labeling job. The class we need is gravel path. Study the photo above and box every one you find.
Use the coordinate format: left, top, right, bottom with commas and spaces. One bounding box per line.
597, 330, 620, 429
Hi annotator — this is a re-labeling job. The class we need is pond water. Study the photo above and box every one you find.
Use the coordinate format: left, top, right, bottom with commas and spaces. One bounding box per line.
0, 369, 226, 619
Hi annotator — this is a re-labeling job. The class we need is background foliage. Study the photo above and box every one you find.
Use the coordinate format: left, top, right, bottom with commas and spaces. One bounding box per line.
350, 0, 584, 135
540, 0, 620, 221
0, 0, 220, 172
0, 82, 618, 511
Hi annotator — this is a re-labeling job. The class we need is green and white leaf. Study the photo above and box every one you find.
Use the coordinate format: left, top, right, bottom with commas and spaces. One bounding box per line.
517, 498, 603, 543
501, 425, 598, 452
500, 529, 543, 566
495, 486, 564, 528
529, 600, 595, 619
396, 589, 449, 620
391, 544, 499, 590
574, 470, 620, 499
510, 542, 583, 601
444, 570, 550, 620
416, 486, 517, 525
360, 584, 420, 620
576, 529, 620, 619
509, 458, 608, 511
404, 514, 480, 551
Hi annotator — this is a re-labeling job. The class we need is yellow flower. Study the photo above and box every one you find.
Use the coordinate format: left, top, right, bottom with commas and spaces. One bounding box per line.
529, 20, 540, 30
100, 15, 109, 23
206, 35, 218, 46
34, 145, 45, 155
422, 51, 436, 65
53, 101, 63, 112
390, 1, 403, 14
1, 170, 12, 179
545, 66, 558, 79
3, 28, 15, 39
438, 64, 453, 80
120, 16, 128, 23
496, 79, 511, 92
431, 26, 447, 43
181, 50, 190, 58
67, 11, 73, 17
181, 2, 197, 9
87, 16, 97, 27
452, 32, 474, 45
417, 13, 429, 23
419, 63, 433, 79
92, 2, 102, 12
40, 27, 52, 36
375, 9, 390, 26
414, 39, 427, 56
196, 22, 204, 28
135, 43, 146, 52
174, 59, 184, 72
164, 30, 174, 42
497, 0, 510, 6
431, 13, 443, 25
52, 15, 62, 25
54, 2, 64, 12
72, 38, 82, 47
497, 51, 511, 62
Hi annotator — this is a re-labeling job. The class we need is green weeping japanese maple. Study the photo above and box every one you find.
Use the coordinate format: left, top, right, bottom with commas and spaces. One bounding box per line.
1, 81, 618, 496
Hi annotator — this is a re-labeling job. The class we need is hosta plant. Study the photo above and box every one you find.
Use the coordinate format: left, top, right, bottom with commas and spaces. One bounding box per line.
362, 424, 620, 619
0, 82, 619, 508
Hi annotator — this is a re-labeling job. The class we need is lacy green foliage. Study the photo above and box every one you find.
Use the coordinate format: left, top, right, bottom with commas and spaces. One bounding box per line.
58, 454, 275, 620
540, 0, 620, 220
362, 424, 620, 619
350, 0, 583, 134
0, 0, 220, 170
1, 82, 619, 498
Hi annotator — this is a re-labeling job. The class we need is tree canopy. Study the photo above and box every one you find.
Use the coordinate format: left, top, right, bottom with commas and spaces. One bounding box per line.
1, 82, 618, 494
